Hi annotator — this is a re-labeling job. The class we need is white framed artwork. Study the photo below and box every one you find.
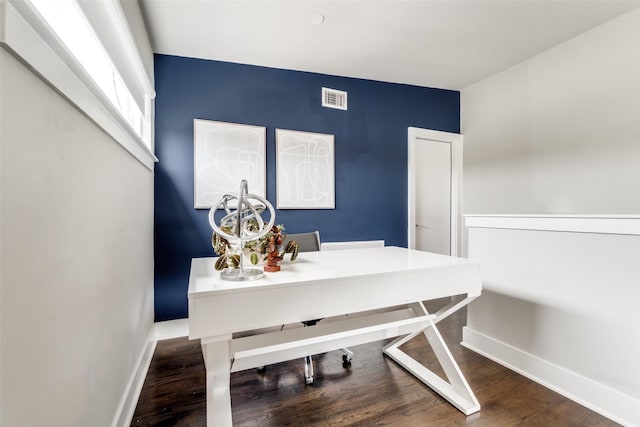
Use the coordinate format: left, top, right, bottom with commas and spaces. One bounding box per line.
194, 119, 266, 209
276, 129, 335, 209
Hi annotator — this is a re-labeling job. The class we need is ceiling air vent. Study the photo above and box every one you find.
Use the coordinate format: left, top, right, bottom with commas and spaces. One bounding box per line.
322, 87, 347, 110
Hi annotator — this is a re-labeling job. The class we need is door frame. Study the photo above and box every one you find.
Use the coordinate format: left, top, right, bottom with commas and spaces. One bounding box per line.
407, 127, 463, 256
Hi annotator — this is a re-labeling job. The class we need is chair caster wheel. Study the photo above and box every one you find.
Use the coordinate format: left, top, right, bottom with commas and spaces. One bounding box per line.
342, 354, 352, 367
305, 376, 314, 385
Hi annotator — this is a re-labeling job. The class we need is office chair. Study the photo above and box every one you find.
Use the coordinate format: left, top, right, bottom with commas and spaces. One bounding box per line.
283, 231, 321, 254
282, 231, 353, 385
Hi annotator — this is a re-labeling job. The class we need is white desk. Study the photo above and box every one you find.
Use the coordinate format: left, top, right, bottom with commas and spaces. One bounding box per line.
188, 246, 482, 426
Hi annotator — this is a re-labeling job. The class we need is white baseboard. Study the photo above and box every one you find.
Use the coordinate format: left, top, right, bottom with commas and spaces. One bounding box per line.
462, 327, 640, 427
155, 318, 189, 340
114, 319, 190, 427
111, 326, 157, 427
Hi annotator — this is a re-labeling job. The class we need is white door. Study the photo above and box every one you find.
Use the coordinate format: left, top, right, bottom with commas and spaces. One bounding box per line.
407, 127, 462, 256
415, 140, 451, 255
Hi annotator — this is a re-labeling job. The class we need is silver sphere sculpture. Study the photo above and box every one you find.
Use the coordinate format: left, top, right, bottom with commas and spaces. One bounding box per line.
209, 180, 275, 281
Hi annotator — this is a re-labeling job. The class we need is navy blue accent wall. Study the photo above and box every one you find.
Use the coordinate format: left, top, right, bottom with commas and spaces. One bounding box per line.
154, 54, 459, 321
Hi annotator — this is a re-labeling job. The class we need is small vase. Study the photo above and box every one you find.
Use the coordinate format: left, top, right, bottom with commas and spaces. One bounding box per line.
264, 253, 282, 272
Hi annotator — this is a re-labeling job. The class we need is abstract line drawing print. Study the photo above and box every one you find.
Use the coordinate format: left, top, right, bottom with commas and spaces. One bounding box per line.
276, 129, 335, 209
194, 120, 266, 208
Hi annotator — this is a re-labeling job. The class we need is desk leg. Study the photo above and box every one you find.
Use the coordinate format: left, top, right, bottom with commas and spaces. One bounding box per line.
202, 338, 233, 427
383, 299, 480, 415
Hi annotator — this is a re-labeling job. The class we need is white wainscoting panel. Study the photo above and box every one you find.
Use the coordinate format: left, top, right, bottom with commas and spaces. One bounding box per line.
463, 215, 640, 427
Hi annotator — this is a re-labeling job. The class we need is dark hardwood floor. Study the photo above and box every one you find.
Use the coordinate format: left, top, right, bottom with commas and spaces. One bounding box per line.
131, 300, 618, 426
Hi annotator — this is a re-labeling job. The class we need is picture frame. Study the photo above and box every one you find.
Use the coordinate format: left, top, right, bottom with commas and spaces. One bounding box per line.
194, 119, 266, 209
276, 129, 335, 209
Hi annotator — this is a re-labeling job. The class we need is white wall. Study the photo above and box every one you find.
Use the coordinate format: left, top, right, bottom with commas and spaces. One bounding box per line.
460, 7, 640, 426
462, 8, 640, 215
0, 45, 154, 427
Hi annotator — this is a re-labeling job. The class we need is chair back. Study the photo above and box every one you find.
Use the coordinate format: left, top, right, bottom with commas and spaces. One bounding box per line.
284, 231, 321, 252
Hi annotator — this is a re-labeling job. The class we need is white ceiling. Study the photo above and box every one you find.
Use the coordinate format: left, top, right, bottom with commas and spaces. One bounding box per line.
139, 0, 640, 90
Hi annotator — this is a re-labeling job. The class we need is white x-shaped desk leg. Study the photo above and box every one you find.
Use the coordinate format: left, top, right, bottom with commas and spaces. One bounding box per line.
201, 297, 479, 426
382, 298, 480, 415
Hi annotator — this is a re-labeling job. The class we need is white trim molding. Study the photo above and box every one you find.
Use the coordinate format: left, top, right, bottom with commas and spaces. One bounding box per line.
320, 240, 385, 251
1, 0, 157, 170
465, 214, 640, 236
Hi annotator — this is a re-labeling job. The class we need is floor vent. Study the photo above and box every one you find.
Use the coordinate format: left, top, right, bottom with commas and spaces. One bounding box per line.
322, 87, 347, 110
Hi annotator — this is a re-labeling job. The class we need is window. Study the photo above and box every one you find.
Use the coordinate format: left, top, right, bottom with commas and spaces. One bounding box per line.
1, 0, 156, 168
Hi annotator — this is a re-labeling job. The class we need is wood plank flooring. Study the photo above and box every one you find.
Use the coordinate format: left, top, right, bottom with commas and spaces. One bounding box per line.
131, 301, 618, 426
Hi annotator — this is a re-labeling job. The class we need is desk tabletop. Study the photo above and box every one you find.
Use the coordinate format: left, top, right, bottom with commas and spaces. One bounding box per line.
188, 246, 481, 339
189, 246, 477, 296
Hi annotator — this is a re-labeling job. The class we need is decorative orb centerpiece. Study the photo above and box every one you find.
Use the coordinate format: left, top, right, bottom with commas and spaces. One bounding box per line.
209, 180, 275, 281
